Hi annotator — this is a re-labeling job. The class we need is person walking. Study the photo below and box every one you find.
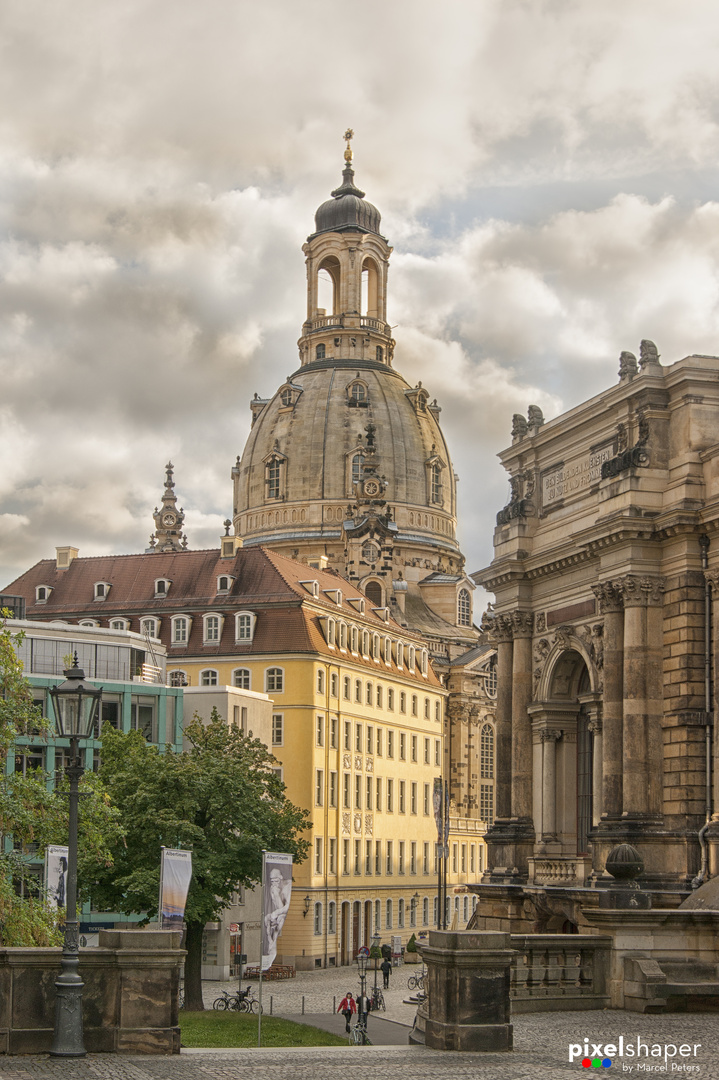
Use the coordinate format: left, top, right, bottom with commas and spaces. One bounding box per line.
338, 991, 356, 1033
380, 957, 391, 989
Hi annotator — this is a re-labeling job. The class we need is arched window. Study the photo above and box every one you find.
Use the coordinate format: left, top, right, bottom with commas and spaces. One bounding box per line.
480, 723, 494, 779
172, 616, 190, 644
376, 346, 383, 362
141, 617, 159, 638
313, 902, 322, 935
351, 626, 358, 653
328, 901, 336, 934
362, 542, 378, 562
372, 633, 380, 660
235, 612, 255, 642
169, 670, 187, 687
315, 343, 326, 360
339, 622, 348, 650
431, 463, 442, 504
233, 668, 251, 689
201, 669, 218, 686
362, 630, 370, 656
352, 453, 364, 485
458, 588, 471, 626
485, 655, 497, 698
408, 645, 416, 671
386, 899, 393, 928
423, 897, 429, 926
365, 581, 383, 608
350, 382, 366, 402
266, 456, 283, 500
266, 667, 284, 692
398, 898, 405, 928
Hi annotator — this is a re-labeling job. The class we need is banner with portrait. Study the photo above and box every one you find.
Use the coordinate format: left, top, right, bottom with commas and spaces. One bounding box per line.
261, 851, 293, 971
159, 847, 193, 928
45, 845, 69, 909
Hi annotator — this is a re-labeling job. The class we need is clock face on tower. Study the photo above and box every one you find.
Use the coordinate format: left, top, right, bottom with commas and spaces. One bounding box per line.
162, 512, 176, 527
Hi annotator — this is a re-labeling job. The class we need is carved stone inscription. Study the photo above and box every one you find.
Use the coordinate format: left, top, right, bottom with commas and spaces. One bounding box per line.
542, 443, 613, 507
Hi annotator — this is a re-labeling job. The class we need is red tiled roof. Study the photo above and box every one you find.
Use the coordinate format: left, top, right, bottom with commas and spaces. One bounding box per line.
4, 546, 440, 687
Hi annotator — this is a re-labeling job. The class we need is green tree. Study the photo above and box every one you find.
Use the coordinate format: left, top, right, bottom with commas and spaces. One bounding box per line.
0, 615, 123, 944
92, 714, 311, 1009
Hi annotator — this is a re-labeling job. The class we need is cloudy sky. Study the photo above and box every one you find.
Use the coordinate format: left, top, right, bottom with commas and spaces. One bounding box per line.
3, 1, 719, 603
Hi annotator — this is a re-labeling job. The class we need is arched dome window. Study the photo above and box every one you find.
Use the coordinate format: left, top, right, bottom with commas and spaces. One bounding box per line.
365, 580, 383, 608
458, 588, 471, 626
431, 464, 442, 503
352, 454, 364, 485
376, 346, 383, 362
347, 380, 369, 406
316, 343, 326, 360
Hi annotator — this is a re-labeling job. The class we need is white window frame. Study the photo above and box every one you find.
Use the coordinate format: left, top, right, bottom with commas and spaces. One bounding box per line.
94, 581, 111, 601
232, 668, 251, 690
79, 619, 99, 628
272, 713, 284, 746
217, 574, 234, 593
234, 610, 256, 643
202, 613, 224, 644
110, 619, 129, 631
140, 617, 160, 638
154, 578, 171, 598
171, 614, 192, 644
266, 667, 284, 693
200, 669, 218, 687
169, 670, 187, 687
35, 585, 52, 603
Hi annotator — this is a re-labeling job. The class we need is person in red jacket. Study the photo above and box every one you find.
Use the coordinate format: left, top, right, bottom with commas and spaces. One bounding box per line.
338, 991, 357, 1033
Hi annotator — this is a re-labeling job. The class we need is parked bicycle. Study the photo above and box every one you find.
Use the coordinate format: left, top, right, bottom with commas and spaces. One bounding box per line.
370, 986, 385, 1012
407, 966, 427, 991
212, 987, 263, 1013
349, 1019, 371, 1046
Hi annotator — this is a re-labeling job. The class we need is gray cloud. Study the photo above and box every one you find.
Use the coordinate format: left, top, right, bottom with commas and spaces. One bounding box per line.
3, 0, 719, 601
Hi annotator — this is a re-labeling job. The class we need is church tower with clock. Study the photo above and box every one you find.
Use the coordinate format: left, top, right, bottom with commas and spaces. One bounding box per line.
146, 462, 188, 553
232, 133, 477, 662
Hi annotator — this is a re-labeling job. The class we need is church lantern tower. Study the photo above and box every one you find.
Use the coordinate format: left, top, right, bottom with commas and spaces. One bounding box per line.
146, 462, 188, 553
232, 134, 476, 662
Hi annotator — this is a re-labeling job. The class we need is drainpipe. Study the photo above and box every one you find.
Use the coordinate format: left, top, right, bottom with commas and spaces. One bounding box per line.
692, 534, 713, 888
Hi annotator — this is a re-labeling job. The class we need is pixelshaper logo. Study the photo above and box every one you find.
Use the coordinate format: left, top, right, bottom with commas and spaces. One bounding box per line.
569, 1036, 702, 1071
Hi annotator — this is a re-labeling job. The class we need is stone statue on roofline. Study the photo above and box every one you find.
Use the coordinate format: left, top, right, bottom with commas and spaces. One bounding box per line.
618, 351, 638, 381
639, 339, 661, 370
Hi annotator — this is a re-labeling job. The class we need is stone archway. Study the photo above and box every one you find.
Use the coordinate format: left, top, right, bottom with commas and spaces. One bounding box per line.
529, 641, 602, 881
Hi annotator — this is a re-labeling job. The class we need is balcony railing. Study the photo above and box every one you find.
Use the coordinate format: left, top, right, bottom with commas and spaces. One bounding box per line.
306, 315, 390, 334
510, 934, 612, 1013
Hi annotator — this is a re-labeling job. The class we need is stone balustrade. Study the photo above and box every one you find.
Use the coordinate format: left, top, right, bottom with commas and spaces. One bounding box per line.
510, 934, 612, 1012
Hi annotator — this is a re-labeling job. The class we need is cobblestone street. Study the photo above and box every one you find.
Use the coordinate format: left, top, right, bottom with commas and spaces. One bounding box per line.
1, 982, 717, 1080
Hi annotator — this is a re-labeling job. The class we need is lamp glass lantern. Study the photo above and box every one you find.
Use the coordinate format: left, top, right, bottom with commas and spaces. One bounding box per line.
49, 656, 102, 739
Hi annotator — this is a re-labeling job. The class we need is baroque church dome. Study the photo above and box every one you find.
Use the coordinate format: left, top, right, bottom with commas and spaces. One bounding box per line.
232, 134, 475, 656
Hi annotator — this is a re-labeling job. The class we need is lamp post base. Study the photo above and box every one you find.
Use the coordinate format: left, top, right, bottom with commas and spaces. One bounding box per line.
49, 968, 87, 1057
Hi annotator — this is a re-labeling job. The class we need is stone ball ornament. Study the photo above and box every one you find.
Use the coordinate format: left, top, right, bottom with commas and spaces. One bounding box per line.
605, 843, 644, 881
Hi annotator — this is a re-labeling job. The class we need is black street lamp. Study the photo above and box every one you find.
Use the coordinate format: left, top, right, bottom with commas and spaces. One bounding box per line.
48, 656, 102, 1059
356, 949, 368, 1000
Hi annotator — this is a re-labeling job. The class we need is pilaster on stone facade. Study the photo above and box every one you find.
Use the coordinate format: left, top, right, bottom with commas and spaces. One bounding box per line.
592, 581, 624, 823
619, 574, 665, 822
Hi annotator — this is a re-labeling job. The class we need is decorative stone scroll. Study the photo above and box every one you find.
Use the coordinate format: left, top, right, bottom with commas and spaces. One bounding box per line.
364, 813, 373, 836
341, 812, 351, 835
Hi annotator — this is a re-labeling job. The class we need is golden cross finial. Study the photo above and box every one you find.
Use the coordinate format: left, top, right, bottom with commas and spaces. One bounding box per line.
344, 128, 354, 163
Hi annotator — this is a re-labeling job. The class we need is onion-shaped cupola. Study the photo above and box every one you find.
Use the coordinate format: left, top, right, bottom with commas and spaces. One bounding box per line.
312, 129, 382, 238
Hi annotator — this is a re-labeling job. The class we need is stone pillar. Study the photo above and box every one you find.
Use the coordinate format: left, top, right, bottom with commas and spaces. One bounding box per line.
540, 729, 562, 840
587, 718, 603, 826
592, 582, 624, 820
619, 575, 665, 820
418, 931, 515, 1052
511, 612, 534, 822
494, 624, 514, 822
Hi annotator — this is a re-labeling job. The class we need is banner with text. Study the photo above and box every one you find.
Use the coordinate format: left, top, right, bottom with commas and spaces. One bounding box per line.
159, 847, 193, 928
261, 851, 293, 971
45, 845, 69, 909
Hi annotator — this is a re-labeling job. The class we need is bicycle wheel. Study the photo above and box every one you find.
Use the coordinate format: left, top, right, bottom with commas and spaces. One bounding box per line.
417, 976, 424, 990
212, 996, 229, 1010
350, 1028, 362, 1046
249, 999, 263, 1014
407, 975, 418, 990
377, 991, 386, 1011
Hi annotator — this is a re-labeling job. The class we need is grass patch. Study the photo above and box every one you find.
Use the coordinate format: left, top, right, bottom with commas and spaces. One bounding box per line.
179, 1010, 347, 1048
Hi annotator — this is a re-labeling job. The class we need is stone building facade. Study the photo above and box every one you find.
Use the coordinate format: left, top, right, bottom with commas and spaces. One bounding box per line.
473, 344, 719, 930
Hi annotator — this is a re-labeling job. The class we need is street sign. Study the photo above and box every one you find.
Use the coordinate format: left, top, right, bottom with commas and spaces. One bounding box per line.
229, 923, 239, 932
357, 945, 370, 957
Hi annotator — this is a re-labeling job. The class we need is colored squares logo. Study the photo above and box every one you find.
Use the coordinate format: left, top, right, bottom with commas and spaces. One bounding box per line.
581, 1059, 612, 1069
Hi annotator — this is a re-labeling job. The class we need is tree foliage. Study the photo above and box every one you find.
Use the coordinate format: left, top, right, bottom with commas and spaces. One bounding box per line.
92, 713, 311, 1008
0, 615, 124, 945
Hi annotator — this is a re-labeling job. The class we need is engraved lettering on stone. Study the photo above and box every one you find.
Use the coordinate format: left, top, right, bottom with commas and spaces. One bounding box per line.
542, 444, 613, 506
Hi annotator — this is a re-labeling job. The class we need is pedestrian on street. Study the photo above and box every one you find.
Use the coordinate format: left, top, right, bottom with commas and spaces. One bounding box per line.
357, 990, 371, 1029
338, 991, 356, 1033
380, 957, 391, 989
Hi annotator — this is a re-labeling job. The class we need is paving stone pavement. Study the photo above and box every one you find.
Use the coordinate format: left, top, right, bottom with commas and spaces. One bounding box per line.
1, 1009, 718, 1079
201, 963, 422, 1025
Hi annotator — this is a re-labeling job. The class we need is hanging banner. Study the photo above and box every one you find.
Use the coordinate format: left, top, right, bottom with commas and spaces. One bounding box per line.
433, 777, 443, 844
45, 845, 69, 909
159, 847, 193, 928
261, 852, 293, 971
443, 779, 450, 859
